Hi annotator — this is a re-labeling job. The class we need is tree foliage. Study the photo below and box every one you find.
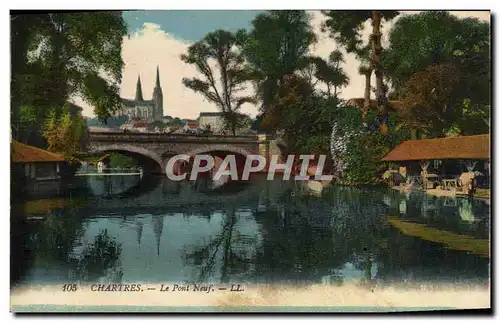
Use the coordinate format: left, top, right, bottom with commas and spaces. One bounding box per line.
400, 64, 489, 136
384, 12, 491, 136
42, 103, 88, 161
330, 107, 410, 185
383, 11, 490, 94
261, 74, 336, 155
11, 12, 127, 144
237, 11, 317, 114
305, 50, 349, 97
322, 11, 399, 132
181, 29, 255, 135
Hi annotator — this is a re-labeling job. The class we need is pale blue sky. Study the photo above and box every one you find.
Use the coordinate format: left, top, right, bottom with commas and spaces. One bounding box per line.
122, 10, 263, 42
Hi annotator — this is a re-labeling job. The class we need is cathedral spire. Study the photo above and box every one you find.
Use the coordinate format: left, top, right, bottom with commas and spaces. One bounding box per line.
155, 65, 161, 88
152, 66, 163, 121
135, 74, 144, 101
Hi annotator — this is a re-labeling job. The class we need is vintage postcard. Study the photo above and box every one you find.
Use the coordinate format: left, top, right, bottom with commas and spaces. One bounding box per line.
10, 9, 491, 313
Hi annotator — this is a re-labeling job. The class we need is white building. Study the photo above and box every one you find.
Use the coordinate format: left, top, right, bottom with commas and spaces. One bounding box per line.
198, 112, 225, 133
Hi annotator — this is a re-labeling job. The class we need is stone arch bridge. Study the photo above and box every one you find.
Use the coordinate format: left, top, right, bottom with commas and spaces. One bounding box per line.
88, 132, 278, 174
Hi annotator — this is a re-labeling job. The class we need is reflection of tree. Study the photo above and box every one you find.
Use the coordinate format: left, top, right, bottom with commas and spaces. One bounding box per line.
183, 207, 257, 283
11, 178, 93, 285
326, 188, 394, 284
70, 229, 123, 283
30, 211, 86, 265
252, 185, 393, 285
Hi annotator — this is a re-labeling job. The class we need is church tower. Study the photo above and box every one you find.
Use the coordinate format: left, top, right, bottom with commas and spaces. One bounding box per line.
152, 66, 163, 121
135, 75, 144, 101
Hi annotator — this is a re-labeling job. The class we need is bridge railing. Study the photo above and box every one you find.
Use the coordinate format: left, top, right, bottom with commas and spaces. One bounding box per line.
88, 131, 268, 143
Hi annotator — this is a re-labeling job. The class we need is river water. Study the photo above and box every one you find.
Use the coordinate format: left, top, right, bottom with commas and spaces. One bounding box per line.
11, 174, 490, 289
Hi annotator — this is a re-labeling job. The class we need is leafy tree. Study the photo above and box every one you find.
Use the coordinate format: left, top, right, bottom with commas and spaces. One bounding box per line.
181, 29, 255, 136
382, 11, 490, 136
165, 117, 183, 132
261, 74, 336, 155
238, 113, 253, 129
306, 50, 349, 98
322, 11, 400, 133
330, 107, 410, 185
383, 11, 490, 94
223, 113, 252, 134
237, 10, 317, 115
43, 103, 87, 161
400, 64, 489, 137
148, 120, 166, 131
11, 12, 127, 144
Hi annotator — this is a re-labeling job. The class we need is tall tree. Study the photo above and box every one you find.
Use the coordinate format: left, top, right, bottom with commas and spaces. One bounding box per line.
306, 50, 349, 98
383, 11, 490, 136
260, 74, 337, 155
181, 29, 254, 136
237, 11, 317, 116
383, 11, 490, 95
11, 11, 127, 144
322, 11, 399, 133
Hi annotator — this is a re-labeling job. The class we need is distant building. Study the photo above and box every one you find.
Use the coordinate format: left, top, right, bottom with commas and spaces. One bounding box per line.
182, 120, 200, 133
11, 140, 66, 181
198, 112, 225, 133
114, 66, 164, 122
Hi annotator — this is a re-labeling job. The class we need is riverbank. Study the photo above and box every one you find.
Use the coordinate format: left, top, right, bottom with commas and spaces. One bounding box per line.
10, 283, 490, 312
391, 185, 490, 201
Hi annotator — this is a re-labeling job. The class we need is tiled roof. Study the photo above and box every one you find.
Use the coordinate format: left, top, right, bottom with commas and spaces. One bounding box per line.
381, 134, 490, 161
11, 140, 65, 163
133, 120, 149, 128
346, 98, 403, 111
186, 123, 199, 129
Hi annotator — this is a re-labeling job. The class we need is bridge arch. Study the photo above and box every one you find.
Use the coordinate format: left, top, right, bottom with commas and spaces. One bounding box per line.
90, 144, 164, 174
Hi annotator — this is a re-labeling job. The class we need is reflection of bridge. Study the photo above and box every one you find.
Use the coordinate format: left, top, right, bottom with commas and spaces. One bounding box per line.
74, 174, 334, 229
80, 176, 289, 214
88, 132, 278, 174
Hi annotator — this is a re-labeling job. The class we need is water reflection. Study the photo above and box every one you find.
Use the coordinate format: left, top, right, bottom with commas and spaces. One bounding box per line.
70, 229, 123, 283
11, 175, 490, 289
